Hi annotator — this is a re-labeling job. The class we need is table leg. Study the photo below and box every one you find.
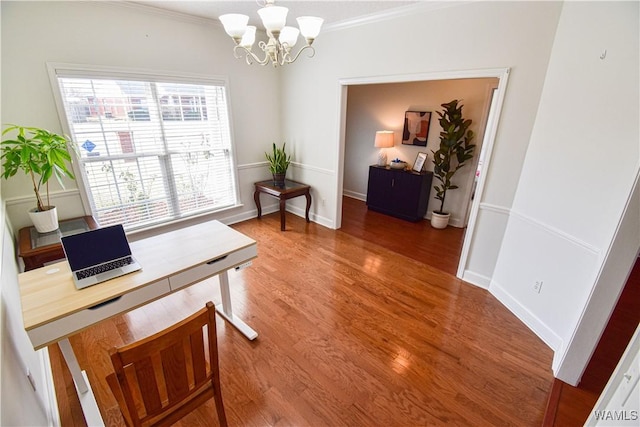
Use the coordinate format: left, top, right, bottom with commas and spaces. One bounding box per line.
254, 190, 262, 219
215, 270, 258, 340
279, 199, 286, 231
305, 191, 312, 223
58, 339, 105, 426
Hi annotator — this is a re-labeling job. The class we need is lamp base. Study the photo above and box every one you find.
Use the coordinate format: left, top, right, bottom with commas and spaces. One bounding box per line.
377, 150, 387, 167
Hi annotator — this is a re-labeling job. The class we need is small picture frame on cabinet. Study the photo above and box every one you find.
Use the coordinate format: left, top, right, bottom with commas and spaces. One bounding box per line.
412, 152, 427, 172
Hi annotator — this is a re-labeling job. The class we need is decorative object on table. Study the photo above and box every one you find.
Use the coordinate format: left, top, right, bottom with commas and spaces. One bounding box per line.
402, 111, 432, 146
1, 125, 76, 232
265, 142, 291, 186
430, 100, 475, 229
412, 152, 428, 173
219, 0, 323, 67
389, 158, 407, 170
374, 130, 394, 166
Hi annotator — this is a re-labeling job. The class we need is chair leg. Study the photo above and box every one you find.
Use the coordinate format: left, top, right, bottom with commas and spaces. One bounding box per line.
212, 380, 228, 427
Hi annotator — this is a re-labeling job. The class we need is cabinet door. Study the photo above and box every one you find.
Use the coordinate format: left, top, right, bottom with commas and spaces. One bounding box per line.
392, 172, 422, 217
366, 166, 392, 209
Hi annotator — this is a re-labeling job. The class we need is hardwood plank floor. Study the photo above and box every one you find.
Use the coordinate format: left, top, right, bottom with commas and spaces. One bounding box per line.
50, 201, 555, 426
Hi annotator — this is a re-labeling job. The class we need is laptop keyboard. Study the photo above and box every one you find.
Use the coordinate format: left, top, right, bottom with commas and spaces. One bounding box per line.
76, 257, 134, 280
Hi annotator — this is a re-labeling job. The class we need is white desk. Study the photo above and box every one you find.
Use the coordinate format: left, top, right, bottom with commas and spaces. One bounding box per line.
18, 220, 257, 425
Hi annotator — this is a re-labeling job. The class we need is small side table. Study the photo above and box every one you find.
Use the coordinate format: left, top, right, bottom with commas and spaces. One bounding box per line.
18, 216, 98, 271
254, 179, 312, 231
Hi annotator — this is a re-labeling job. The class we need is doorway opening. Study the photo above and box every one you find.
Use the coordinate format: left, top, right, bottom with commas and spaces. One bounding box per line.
335, 68, 510, 281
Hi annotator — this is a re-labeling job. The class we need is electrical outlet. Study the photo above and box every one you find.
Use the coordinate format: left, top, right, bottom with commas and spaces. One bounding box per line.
322, 198, 326, 206
533, 280, 543, 294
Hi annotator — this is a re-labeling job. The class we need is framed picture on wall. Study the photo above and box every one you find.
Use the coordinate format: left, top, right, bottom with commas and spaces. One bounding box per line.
402, 111, 431, 146
412, 152, 427, 172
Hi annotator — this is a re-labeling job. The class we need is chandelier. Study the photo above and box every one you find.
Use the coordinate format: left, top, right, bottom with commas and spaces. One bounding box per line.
219, 0, 323, 67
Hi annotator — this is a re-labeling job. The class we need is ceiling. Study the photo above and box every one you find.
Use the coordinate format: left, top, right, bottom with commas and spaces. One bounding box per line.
129, 1, 423, 28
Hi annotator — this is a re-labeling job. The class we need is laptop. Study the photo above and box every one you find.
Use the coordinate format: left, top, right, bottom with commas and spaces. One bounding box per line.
61, 224, 142, 289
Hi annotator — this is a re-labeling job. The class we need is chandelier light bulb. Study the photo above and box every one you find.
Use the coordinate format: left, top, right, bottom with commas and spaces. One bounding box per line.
240, 26, 256, 48
257, 5, 288, 34
279, 26, 300, 48
297, 16, 324, 42
219, 14, 249, 40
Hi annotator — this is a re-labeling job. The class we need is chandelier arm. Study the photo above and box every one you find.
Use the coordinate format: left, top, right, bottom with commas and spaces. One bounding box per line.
233, 45, 271, 66
284, 45, 316, 64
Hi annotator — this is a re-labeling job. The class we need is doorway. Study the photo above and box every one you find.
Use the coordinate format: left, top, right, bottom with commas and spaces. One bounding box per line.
335, 68, 510, 281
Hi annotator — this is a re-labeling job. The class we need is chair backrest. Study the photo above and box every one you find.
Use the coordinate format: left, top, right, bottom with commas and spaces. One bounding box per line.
107, 301, 228, 427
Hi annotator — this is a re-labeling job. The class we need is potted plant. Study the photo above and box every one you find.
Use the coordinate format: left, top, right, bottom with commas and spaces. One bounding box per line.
1, 125, 76, 232
265, 142, 291, 187
430, 100, 475, 229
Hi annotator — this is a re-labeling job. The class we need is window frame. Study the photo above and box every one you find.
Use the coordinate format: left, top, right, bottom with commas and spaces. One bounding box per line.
47, 63, 242, 231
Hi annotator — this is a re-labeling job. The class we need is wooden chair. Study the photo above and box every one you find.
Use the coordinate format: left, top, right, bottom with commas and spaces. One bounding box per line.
106, 301, 228, 427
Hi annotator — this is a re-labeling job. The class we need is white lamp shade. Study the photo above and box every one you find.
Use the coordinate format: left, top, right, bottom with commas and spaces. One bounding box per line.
279, 26, 299, 47
219, 14, 249, 38
374, 131, 394, 148
297, 16, 323, 39
258, 6, 288, 32
240, 25, 256, 48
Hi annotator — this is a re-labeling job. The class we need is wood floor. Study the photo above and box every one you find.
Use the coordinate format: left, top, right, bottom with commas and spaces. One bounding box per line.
50, 198, 556, 426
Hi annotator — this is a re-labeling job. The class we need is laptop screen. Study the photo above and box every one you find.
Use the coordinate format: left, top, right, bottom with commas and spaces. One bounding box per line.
62, 224, 132, 271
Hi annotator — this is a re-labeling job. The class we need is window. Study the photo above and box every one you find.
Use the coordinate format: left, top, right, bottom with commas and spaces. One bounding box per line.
52, 68, 238, 231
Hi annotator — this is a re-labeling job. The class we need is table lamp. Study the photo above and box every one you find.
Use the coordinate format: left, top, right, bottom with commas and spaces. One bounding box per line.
374, 131, 394, 166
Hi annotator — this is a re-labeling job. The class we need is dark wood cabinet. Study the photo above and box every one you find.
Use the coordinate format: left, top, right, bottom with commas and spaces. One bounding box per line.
366, 165, 433, 221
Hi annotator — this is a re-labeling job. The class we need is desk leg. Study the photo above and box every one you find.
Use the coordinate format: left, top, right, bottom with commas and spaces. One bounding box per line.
215, 270, 258, 340
254, 190, 262, 218
58, 339, 105, 426
305, 191, 312, 223
279, 199, 286, 231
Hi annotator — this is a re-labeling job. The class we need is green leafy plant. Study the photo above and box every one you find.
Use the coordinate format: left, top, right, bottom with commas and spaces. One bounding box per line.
431, 100, 475, 214
265, 142, 291, 174
1, 125, 76, 212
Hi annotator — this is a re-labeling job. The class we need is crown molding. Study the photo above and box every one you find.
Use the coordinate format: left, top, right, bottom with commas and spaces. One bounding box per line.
323, 1, 477, 33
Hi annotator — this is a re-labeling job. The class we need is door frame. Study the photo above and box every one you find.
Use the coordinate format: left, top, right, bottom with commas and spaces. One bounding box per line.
334, 67, 510, 280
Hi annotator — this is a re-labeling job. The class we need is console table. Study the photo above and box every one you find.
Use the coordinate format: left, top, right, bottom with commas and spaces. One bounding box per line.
18, 216, 99, 271
254, 179, 311, 231
366, 165, 433, 221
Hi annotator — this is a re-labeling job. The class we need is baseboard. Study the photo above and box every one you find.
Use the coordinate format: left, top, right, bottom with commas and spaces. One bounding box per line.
343, 190, 366, 201
490, 279, 563, 353
461, 270, 491, 289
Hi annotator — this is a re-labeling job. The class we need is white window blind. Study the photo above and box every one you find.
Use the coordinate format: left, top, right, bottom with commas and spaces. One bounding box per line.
55, 74, 238, 230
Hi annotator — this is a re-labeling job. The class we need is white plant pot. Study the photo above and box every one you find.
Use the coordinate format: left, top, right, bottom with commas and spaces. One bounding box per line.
430, 211, 450, 229
28, 206, 59, 233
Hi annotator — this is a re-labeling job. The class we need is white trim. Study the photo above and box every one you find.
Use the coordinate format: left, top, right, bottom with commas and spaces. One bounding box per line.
325, 1, 475, 32
290, 162, 334, 176
510, 209, 601, 256
238, 161, 334, 176
39, 348, 60, 427
335, 67, 511, 274
45, 63, 240, 230
478, 202, 510, 216
490, 279, 564, 353
343, 191, 366, 202
555, 166, 640, 385
4, 189, 81, 207
461, 270, 491, 289
456, 68, 511, 278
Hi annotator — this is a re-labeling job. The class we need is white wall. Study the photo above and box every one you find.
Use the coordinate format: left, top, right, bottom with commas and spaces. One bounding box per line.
343, 78, 496, 226
1, 199, 56, 426
1, 1, 282, 232
491, 1, 639, 383
281, 0, 563, 275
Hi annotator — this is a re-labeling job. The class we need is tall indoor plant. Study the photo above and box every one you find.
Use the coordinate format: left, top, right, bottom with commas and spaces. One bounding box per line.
430, 100, 475, 229
265, 142, 291, 186
1, 125, 76, 232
